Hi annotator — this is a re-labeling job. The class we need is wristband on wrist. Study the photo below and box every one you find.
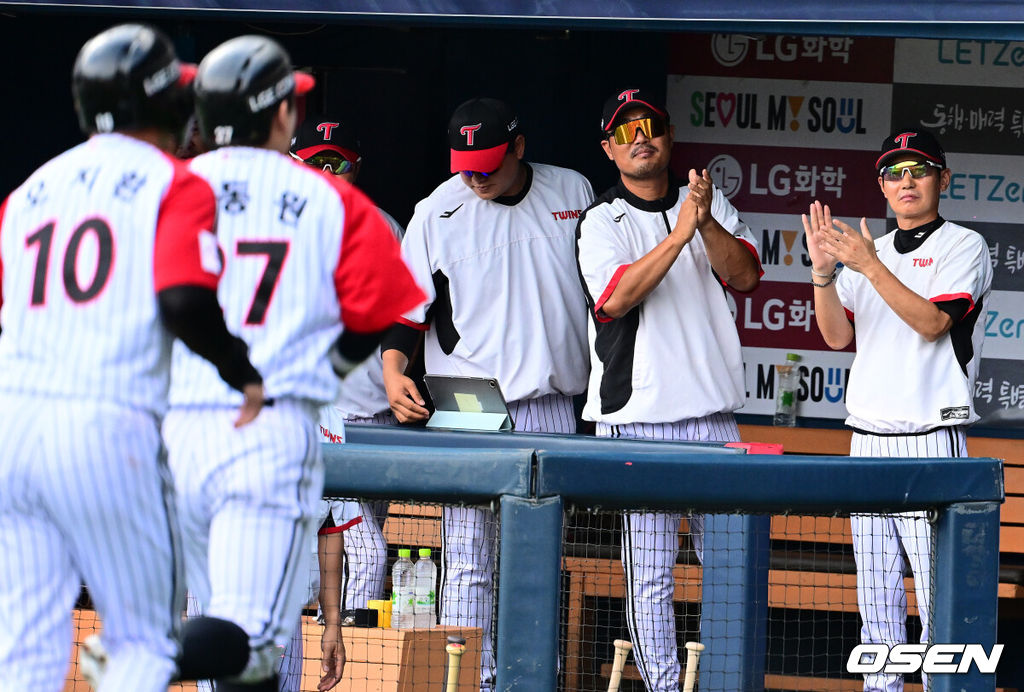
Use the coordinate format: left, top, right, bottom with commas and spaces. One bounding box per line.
811, 270, 837, 288
811, 268, 834, 278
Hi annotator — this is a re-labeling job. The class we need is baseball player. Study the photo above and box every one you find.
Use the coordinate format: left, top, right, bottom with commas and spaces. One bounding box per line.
803, 128, 992, 692
162, 35, 423, 692
575, 88, 761, 692
381, 97, 593, 691
0, 24, 265, 692
265, 115, 408, 692
291, 112, 405, 239
293, 114, 401, 615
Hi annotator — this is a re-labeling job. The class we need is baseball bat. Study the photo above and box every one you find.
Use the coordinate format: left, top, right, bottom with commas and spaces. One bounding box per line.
682, 641, 706, 692
444, 635, 467, 692
607, 639, 633, 692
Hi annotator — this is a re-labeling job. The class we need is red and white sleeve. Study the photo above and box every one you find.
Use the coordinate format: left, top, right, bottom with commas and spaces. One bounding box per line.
153, 158, 221, 293
330, 179, 425, 333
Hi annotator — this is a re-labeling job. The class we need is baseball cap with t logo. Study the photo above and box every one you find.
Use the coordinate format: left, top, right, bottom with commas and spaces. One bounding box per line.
291, 113, 361, 175
600, 87, 669, 135
448, 97, 519, 175
875, 128, 946, 173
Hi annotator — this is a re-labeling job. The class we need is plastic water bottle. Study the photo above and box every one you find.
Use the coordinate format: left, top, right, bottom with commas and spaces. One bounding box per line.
413, 548, 437, 628
391, 549, 415, 629
773, 353, 801, 427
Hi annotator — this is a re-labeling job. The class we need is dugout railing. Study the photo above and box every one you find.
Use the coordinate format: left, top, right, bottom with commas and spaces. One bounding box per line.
325, 427, 1004, 692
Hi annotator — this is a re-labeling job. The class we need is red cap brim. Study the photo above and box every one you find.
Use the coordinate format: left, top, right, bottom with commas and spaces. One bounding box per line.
295, 72, 315, 95
604, 99, 668, 132
178, 63, 197, 86
450, 142, 508, 174
294, 144, 359, 162
875, 148, 944, 170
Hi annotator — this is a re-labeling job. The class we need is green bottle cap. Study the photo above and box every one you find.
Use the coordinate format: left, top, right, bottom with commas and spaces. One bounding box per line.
419, 548, 431, 558
786, 353, 801, 362
398, 548, 411, 558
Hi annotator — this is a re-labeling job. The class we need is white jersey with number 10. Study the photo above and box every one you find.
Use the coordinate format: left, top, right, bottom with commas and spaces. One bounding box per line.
0, 133, 220, 414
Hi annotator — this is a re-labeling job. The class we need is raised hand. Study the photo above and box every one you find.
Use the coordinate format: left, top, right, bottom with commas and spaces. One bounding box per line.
687, 168, 713, 231
801, 200, 840, 277
818, 213, 879, 275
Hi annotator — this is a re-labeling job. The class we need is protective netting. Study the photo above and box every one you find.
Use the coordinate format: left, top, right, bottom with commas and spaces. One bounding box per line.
559, 508, 933, 692
67, 498, 494, 692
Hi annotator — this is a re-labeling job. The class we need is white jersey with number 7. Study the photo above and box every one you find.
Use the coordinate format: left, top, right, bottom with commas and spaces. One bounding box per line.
170, 146, 418, 407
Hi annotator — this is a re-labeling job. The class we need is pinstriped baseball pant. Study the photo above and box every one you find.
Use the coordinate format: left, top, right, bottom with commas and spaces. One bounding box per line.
596, 412, 740, 692
165, 398, 324, 684
850, 426, 966, 692
0, 395, 182, 692
275, 410, 395, 692
335, 411, 395, 613
441, 393, 577, 692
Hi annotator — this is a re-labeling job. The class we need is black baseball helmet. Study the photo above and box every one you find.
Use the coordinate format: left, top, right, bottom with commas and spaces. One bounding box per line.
72, 24, 195, 138
193, 35, 314, 149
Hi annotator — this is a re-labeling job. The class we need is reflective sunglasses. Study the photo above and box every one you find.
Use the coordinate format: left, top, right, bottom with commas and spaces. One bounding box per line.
303, 152, 357, 175
460, 169, 495, 179
879, 160, 942, 182
609, 116, 667, 145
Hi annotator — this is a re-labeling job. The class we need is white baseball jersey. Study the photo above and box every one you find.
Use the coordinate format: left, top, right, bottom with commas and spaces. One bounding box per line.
0, 132, 221, 414
170, 147, 423, 408
398, 163, 593, 403
332, 208, 405, 418
575, 176, 761, 425
165, 146, 421, 684
836, 220, 992, 433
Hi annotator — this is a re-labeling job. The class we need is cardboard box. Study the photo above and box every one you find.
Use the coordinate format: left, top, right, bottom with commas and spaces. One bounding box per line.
68, 610, 480, 692
300, 619, 482, 692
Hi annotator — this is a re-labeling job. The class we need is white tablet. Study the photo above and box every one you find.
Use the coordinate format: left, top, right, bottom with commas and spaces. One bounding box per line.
422, 375, 514, 431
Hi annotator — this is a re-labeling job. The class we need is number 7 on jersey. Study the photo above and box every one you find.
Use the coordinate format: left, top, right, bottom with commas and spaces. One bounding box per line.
236, 240, 289, 325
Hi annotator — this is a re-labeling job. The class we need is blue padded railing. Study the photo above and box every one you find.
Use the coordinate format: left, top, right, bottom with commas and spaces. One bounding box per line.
321, 427, 1004, 692
344, 422, 743, 455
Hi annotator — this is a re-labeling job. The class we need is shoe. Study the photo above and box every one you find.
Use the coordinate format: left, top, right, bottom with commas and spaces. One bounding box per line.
79, 634, 109, 689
